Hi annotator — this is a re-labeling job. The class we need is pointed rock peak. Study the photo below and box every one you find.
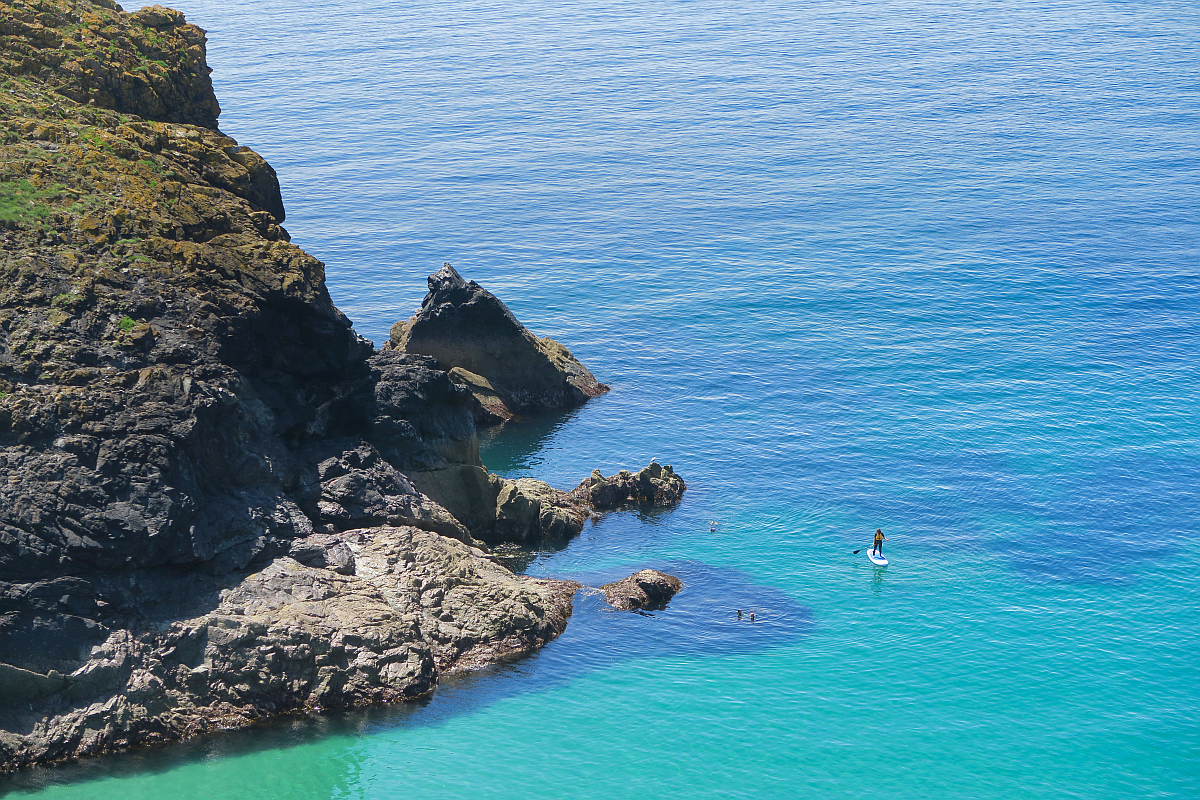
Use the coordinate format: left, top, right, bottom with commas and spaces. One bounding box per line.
420, 263, 515, 325
392, 265, 609, 416
430, 262, 466, 290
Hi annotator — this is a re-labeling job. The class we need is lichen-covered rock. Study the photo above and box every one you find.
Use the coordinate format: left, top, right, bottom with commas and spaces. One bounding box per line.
388, 264, 608, 417
447, 366, 513, 423
572, 461, 687, 509
0, 525, 580, 771
601, 569, 683, 612
1, 0, 222, 128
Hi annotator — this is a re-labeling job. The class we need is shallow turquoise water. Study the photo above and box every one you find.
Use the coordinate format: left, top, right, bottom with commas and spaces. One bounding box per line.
4, 0, 1200, 796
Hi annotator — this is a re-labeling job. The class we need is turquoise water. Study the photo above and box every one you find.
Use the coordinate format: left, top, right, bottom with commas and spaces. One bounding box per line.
5, 0, 1200, 796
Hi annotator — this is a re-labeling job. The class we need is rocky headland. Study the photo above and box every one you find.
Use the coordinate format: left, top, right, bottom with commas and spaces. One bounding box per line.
0, 1, 684, 771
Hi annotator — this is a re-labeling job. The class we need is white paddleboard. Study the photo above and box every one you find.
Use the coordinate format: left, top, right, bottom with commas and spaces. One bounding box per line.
867, 549, 889, 567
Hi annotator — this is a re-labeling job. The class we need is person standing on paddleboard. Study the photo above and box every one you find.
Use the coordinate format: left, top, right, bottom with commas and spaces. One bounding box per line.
872, 528, 886, 557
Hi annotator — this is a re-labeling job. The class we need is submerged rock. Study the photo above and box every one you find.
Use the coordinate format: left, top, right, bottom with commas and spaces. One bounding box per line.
571, 461, 687, 509
601, 570, 683, 611
388, 264, 609, 419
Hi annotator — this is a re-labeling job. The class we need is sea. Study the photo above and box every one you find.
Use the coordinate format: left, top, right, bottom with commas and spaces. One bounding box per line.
3, 0, 1199, 796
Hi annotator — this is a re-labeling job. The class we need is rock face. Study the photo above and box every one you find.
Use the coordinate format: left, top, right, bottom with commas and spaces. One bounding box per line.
0, 525, 579, 770
572, 462, 687, 509
601, 570, 683, 612
1, 0, 222, 129
410, 465, 590, 547
388, 264, 609, 420
0, 2, 581, 771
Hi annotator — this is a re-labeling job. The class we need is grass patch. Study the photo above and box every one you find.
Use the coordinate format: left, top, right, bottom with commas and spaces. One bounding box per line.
0, 179, 64, 225
118, 316, 135, 332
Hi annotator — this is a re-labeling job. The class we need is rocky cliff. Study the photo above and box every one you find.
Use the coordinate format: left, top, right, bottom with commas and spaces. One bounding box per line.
0, 1, 683, 771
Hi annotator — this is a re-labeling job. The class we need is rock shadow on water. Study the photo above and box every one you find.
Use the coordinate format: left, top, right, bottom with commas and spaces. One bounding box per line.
333, 559, 812, 729
0, 561, 812, 795
477, 406, 581, 474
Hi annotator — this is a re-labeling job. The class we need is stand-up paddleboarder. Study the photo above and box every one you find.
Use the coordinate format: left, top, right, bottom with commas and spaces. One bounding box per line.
872, 528, 886, 558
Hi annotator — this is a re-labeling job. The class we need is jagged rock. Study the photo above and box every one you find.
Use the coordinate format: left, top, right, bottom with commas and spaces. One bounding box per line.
601, 570, 683, 612
0, 526, 581, 771
410, 465, 590, 546
295, 440, 471, 542
571, 461, 687, 509
388, 264, 608, 418
364, 351, 482, 470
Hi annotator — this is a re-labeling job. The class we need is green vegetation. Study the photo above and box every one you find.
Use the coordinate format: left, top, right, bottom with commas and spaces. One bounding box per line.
0, 179, 62, 225
118, 316, 135, 332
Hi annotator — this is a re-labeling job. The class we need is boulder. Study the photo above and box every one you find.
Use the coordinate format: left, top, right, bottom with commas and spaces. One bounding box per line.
601, 570, 683, 611
571, 461, 687, 509
389, 264, 608, 418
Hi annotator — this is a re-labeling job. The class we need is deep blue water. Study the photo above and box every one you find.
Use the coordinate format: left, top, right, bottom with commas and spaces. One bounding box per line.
4, 0, 1199, 796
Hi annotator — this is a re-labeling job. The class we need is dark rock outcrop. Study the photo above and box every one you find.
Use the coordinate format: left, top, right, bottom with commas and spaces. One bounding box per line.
571, 461, 687, 509
0, 2, 578, 771
601, 569, 683, 611
388, 264, 609, 419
